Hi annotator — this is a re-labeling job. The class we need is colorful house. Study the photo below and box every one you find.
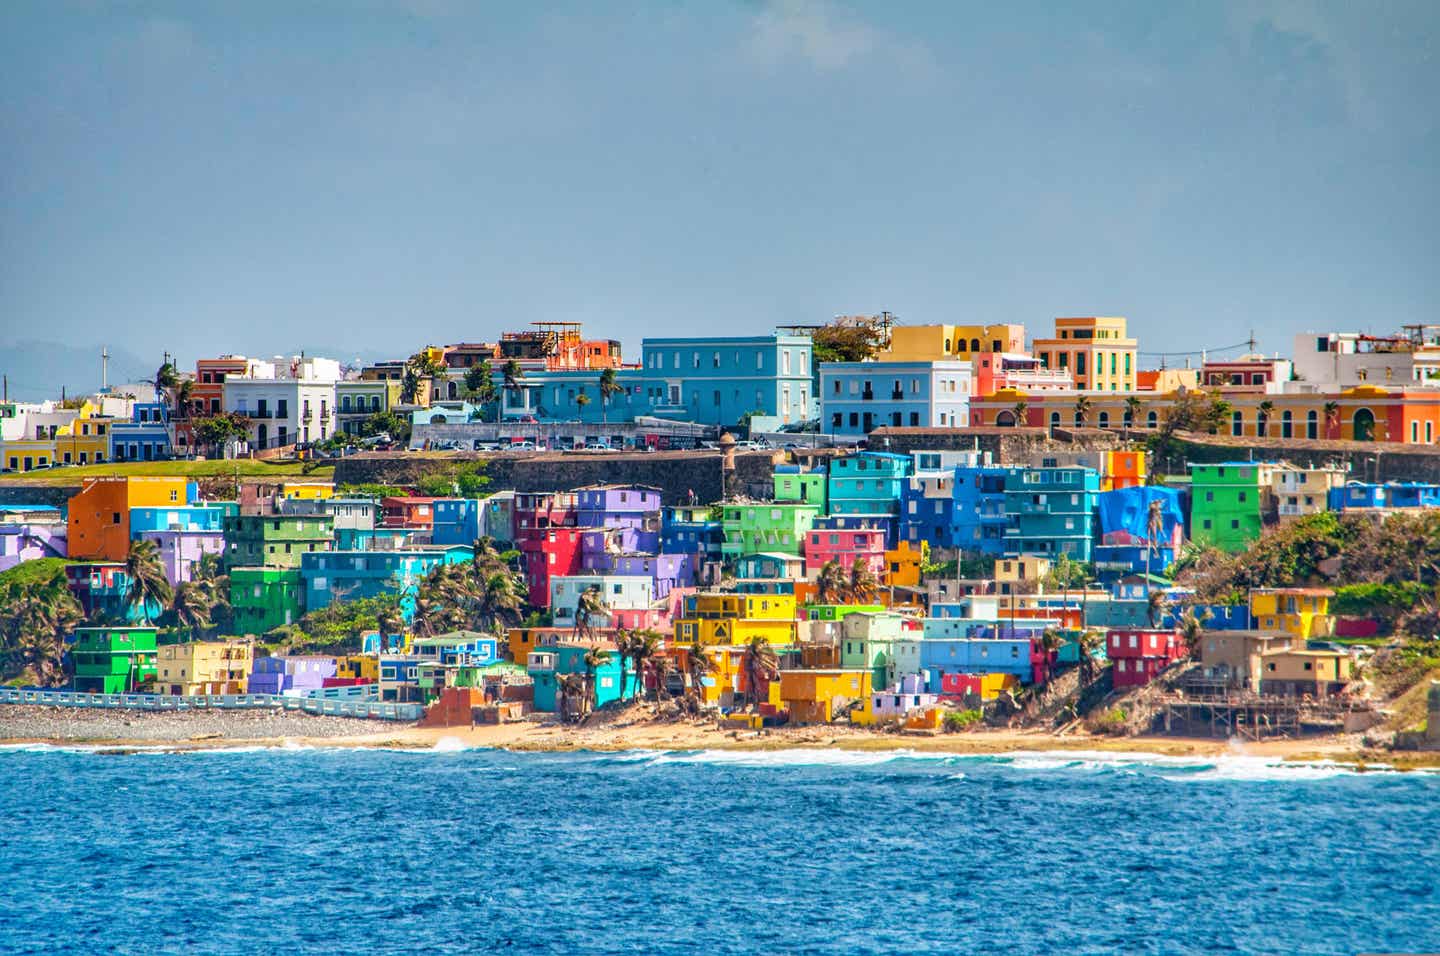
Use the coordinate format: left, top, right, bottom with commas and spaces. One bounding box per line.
1272, 466, 1347, 521
720, 502, 820, 558
527, 641, 635, 712
108, 402, 172, 462
222, 513, 335, 570
736, 552, 804, 581
431, 498, 481, 547
153, 640, 254, 695
248, 655, 338, 695
71, 626, 158, 694
514, 491, 578, 542
1248, 588, 1334, 641
1196, 630, 1294, 691
129, 505, 231, 535
1002, 465, 1100, 561
674, 593, 796, 647
661, 504, 723, 561
819, 360, 972, 436
300, 546, 472, 617
380, 497, 438, 531
1107, 627, 1184, 688
229, 567, 305, 633
839, 611, 916, 689
68, 476, 194, 562
521, 528, 585, 609
773, 469, 827, 511
1093, 485, 1184, 578
65, 562, 158, 623
0, 523, 67, 572
550, 575, 656, 630
412, 631, 500, 668
804, 526, 886, 577
1189, 462, 1277, 553
826, 452, 912, 516
1258, 648, 1353, 697
575, 485, 662, 531
137, 529, 226, 585
778, 669, 872, 723
950, 464, 1010, 556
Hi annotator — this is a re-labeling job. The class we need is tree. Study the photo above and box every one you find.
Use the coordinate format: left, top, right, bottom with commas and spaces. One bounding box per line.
815, 560, 848, 604
172, 378, 196, 421
742, 636, 780, 711
1075, 629, 1105, 684
810, 316, 889, 364
1257, 400, 1274, 438
848, 558, 881, 604
1073, 394, 1092, 428
1010, 400, 1029, 428
502, 360, 525, 413
0, 562, 84, 686
1323, 400, 1340, 439
622, 628, 662, 700
169, 580, 214, 637
361, 409, 409, 444
1177, 607, 1212, 659
124, 539, 173, 624
582, 646, 613, 714
192, 413, 251, 453
557, 672, 586, 723
376, 604, 405, 654
1124, 396, 1143, 435
598, 368, 623, 423
575, 391, 591, 414
685, 643, 717, 706
154, 361, 180, 394
1146, 588, 1169, 628
465, 361, 497, 406
574, 585, 607, 640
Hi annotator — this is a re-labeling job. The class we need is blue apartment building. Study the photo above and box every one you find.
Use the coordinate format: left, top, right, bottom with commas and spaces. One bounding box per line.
820, 361, 972, 437
128, 503, 235, 536
951, 464, 1010, 556
431, 499, 481, 547
109, 402, 173, 462
300, 545, 473, 618
1002, 465, 1100, 561
827, 452, 912, 517
661, 505, 723, 560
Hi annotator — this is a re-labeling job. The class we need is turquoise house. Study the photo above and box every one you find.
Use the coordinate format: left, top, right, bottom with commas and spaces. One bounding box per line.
299, 545, 473, 619
1002, 465, 1100, 561
527, 643, 637, 712
827, 452, 912, 516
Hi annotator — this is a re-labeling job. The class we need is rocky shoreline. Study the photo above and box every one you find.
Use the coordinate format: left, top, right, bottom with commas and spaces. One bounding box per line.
0, 705, 391, 742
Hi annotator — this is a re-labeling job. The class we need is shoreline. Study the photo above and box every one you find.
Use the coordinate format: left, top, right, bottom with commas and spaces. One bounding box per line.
4, 712, 1436, 768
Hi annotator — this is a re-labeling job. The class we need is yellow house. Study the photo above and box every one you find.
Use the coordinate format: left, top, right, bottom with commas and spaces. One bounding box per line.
1101, 450, 1146, 490
884, 540, 923, 589
996, 555, 1051, 595
1258, 648, 1353, 697
335, 654, 380, 681
53, 401, 114, 467
674, 593, 796, 647
279, 481, 336, 500
1271, 466, 1347, 522
152, 640, 254, 695
1249, 588, 1334, 640
1031, 317, 1138, 392
779, 669, 872, 724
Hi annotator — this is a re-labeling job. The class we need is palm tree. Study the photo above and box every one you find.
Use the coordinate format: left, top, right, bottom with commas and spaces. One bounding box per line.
598, 368, 623, 423
1073, 394, 1092, 428
574, 585, 607, 640
124, 539, 173, 624
1323, 400, 1340, 439
815, 560, 848, 605
0, 577, 83, 686
1075, 629, 1105, 685
848, 558, 881, 604
1010, 400, 1028, 428
1177, 607, 1212, 660
685, 642, 717, 703
624, 628, 663, 700
582, 646, 613, 715
557, 672, 586, 723
1124, 396, 1142, 436
575, 391, 591, 415
742, 636, 780, 711
502, 360, 525, 415
1145, 497, 1166, 588
1146, 588, 1169, 629
170, 580, 214, 637
1257, 400, 1274, 438
376, 603, 404, 654
172, 378, 196, 421
1039, 625, 1067, 661
154, 361, 179, 394
649, 655, 674, 702
465, 360, 498, 408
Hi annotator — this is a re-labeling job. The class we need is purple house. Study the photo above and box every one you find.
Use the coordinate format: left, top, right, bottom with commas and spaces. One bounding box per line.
138, 529, 227, 585
0, 524, 68, 572
249, 655, 338, 695
580, 551, 695, 599
575, 485, 662, 533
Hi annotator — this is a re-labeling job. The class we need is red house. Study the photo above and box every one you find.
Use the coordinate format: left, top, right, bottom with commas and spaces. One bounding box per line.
381, 496, 437, 530
1107, 627, 1184, 687
521, 528, 584, 608
514, 491, 578, 543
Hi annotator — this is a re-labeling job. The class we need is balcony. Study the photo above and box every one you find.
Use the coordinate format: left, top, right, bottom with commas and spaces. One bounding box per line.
891, 389, 904, 401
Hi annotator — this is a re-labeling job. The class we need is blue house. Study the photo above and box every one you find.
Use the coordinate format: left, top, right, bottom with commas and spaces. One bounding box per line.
917, 637, 1038, 687
661, 505, 723, 560
1003, 465, 1101, 561
819, 360, 972, 437
902, 471, 957, 548
827, 452, 912, 517
736, 552, 804, 580
1328, 483, 1386, 511
527, 642, 636, 712
109, 402, 172, 462
951, 464, 1010, 556
431, 499, 481, 547
129, 504, 232, 536
299, 545, 473, 619
412, 631, 499, 667
1093, 486, 1184, 578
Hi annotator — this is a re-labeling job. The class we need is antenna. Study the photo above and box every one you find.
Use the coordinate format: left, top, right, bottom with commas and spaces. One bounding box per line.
102, 346, 110, 391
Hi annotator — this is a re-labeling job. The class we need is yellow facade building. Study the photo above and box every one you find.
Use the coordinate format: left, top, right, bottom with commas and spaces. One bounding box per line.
1249, 588, 1334, 641
1031, 317, 1137, 392
884, 540, 923, 589
779, 669, 872, 724
279, 481, 336, 500
880, 324, 1026, 362
674, 594, 796, 647
153, 640, 254, 695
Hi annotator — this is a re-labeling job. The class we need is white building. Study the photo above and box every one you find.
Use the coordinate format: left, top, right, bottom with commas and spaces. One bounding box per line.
549, 574, 655, 628
222, 356, 342, 451
1291, 328, 1440, 391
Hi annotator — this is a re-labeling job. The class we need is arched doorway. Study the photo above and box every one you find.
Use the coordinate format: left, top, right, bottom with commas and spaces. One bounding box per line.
257, 423, 269, 448
1352, 408, 1375, 441
994, 411, 1016, 427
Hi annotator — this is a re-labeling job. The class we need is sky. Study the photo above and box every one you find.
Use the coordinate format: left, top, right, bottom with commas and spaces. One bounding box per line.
1, 0, 1437, 398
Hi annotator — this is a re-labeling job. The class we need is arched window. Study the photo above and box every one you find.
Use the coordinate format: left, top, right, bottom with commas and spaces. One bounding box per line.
1147, 411, 1158, 429
1050, 411, 1061, 429
1097, 411, 1110, 428
371, 396, 381, 411
1306, 410, 1318, 439
1353, 408, 1375, 442
1281, 410, 1293, 438
1232, 411, 1243, 436
1074, 412, 1084, 428
970, 338, 980, 353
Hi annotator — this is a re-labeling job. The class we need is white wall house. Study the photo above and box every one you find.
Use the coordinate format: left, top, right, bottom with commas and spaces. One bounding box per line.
223, 356, 342, 451
1291, 330, 1440, 390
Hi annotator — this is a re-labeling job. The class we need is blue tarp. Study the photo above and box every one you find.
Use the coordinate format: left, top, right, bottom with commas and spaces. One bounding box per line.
1096, 486, 1183, 545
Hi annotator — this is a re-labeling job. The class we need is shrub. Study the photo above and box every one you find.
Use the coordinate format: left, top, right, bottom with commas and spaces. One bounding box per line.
942, 708, 983, 732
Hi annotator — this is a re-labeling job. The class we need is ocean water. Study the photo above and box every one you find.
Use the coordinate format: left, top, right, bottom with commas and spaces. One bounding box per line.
1, 745, 1437, 955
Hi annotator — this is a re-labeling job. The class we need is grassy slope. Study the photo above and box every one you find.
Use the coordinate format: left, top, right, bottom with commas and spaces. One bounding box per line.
0, 460, 334, 486
0, 557, 69, 588
1383, 667, 1440, 731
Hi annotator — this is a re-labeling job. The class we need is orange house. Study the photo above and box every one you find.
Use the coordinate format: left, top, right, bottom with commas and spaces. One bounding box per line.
68, 476, 192, 561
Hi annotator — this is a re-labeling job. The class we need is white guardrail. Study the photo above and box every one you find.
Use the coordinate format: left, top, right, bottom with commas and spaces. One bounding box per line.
0, 687, 422, 721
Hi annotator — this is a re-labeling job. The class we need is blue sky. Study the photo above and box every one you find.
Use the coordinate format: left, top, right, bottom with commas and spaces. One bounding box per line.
1, 0, 1436, 388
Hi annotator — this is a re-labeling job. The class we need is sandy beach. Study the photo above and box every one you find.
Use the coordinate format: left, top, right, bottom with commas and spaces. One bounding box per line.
4, 704, 1430, 768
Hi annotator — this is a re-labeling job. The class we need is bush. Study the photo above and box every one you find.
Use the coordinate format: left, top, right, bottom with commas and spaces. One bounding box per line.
1332, 582, 1431, 625
942, 708, 983, 732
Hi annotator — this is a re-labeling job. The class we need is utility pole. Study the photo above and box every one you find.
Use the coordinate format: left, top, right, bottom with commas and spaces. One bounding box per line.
102, 346, 109, 391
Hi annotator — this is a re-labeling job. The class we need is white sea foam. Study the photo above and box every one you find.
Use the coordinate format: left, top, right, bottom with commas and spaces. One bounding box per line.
642, 747, 947, 769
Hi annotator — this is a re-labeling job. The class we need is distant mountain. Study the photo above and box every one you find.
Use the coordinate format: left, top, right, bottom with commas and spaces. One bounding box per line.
0, 340, 153, 403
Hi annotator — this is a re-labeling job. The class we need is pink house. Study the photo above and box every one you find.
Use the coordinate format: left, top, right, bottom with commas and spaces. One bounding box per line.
804, 527, 886, 577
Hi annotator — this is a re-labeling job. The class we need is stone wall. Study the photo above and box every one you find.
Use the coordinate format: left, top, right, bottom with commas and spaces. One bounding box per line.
1166, 432, 1440, 484
0, 484, 79, 508
333, 450, 780, 505
869, 426, 1121, 462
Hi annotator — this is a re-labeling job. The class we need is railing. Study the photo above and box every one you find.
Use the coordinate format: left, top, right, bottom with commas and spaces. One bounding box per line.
0, 687, 421, 721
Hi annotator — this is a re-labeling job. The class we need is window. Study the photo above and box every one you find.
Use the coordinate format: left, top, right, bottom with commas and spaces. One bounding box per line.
1232, 411, 1243, 436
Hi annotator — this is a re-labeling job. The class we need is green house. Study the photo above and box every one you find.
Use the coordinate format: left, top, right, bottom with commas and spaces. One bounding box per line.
222, 514, 334, 570
229, 567, 305, 634
1189, 462, 1275, 553
804, 604, 884, 622
720, 502, 821, 559
839, 612, 910, 689
71, 626, 158, 694
773, 471, 827, 512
